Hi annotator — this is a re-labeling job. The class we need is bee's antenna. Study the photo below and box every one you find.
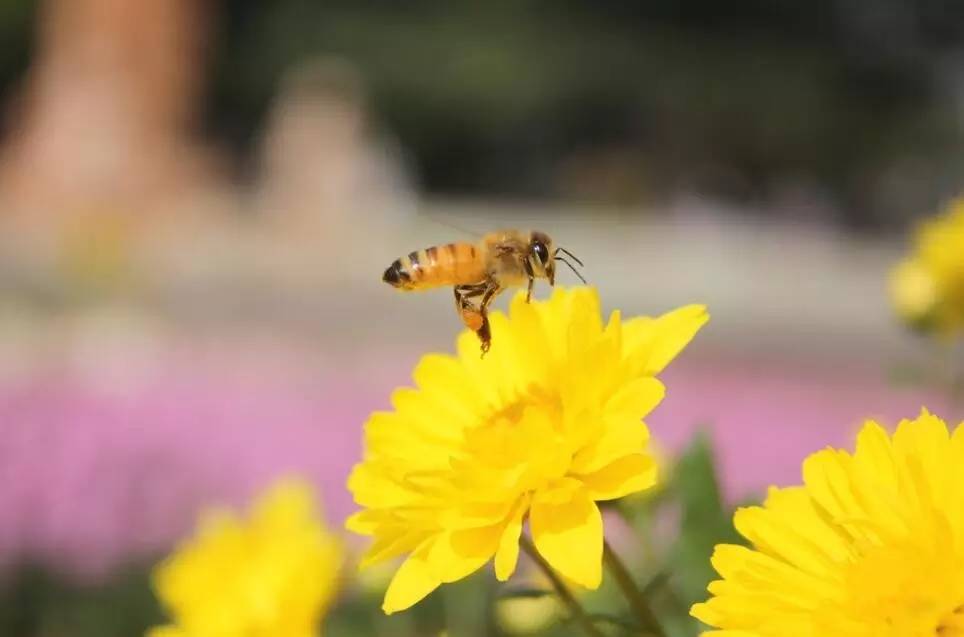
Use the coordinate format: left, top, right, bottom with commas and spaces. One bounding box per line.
555, 247, 584, 267
555, 256, 587, 284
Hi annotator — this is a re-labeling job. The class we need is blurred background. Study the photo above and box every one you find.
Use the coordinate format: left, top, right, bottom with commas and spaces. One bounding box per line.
0, 1, 962, 635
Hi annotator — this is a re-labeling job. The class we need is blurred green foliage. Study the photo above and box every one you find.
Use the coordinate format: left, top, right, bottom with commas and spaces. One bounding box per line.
611, 429, 750, 637
0, 0, 36, 103
1, 0, 961, 221
667, 431, 746, 608
0, 564, 163, 637
208, 0, 962, 221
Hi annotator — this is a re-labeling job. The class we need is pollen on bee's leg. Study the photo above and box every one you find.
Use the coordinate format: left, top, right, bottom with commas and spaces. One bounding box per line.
459, 308, 485, 332
476, 317, 492, 358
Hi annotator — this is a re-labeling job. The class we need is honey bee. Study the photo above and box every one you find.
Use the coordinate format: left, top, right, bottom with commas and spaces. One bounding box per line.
383, 230, 585, 354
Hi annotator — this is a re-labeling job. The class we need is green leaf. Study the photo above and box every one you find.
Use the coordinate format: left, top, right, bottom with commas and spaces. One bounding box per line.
667, 429, 748, 607
442, 570, 497, 637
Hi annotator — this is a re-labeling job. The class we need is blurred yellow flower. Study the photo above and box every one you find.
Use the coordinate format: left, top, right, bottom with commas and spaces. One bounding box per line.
495, 593, 563, 635
149, 479, 343, 637
347, 286, 707, 614
692, 409, 964, 637
890, 197, 964, 335
494, 571, 568, 635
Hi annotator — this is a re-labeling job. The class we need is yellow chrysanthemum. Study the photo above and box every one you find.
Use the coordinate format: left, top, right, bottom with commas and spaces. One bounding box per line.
890, 197, 964, 335
148, 479, 344, 637
346, 286, 708, 614
692, 409, 964, 637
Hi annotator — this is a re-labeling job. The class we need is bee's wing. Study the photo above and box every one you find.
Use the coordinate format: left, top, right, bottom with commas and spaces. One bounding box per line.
419, 211, 484, 240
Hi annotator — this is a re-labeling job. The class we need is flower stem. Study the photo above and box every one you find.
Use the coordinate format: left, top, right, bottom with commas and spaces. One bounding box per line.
602, 540, 666, 637
519, 536, 605, 637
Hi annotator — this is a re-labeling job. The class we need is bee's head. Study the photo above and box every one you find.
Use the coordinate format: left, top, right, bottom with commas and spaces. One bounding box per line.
528, 231, 586, 287
528, 231, 556, 284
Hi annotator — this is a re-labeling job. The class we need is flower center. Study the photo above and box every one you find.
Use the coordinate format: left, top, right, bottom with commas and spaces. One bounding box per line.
843, 539, 964, 636
462, 392, 572, 490
485, 385, 558, 427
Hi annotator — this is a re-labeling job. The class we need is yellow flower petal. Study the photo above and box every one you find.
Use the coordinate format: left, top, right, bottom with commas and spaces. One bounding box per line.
569, 376, 661, 475
428, 526, 501, 584
359, 530, 427, 569
736, 487, 850, 577
578, 453, 657, 501
623, 304, 709, 375
530, 481, 603, 589
383, 544, 442, 615
344, 510, 378, 535
605, 376, 666, 418
495, 495, 531, 581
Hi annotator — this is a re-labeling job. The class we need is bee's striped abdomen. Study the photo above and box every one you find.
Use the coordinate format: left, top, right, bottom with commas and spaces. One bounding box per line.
382, 258, 411, 288
382, 242, 486, 290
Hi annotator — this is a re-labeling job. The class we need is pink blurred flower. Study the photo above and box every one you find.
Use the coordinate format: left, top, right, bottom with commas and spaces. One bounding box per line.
650, 357, 951, 501
0, 351, 373, 580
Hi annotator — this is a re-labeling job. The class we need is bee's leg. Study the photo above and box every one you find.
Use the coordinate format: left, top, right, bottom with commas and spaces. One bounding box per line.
454, 284, 485, 315
474, 283, 503, 357
453, 286, 467, 315
479, 282, 502, 313
526, 276, 534, 303
454, 284, 487, 333
477, 319, 491, 356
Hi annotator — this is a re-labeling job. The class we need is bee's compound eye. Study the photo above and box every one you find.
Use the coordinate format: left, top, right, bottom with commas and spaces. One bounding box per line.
532, 241, 549, 265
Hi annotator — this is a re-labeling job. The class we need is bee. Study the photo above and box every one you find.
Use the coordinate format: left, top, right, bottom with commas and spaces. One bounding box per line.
383, 230, 585, 354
